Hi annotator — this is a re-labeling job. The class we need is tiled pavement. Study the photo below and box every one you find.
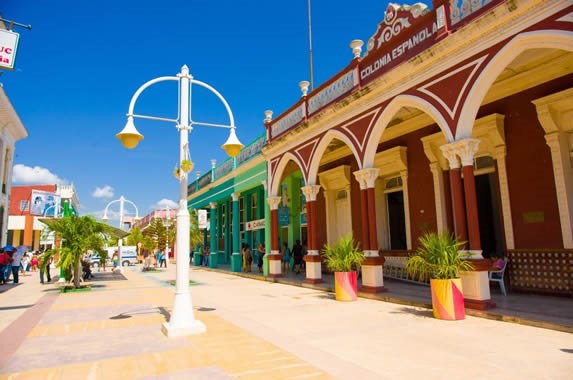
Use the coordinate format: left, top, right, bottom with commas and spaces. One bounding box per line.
0, 263, 571, 379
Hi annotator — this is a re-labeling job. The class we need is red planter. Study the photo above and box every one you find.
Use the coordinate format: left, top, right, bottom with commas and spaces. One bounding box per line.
334, 271, 358, 301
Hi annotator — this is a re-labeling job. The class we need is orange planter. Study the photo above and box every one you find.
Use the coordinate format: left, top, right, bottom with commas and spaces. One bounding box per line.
430, 278, 465, 320
334, 272, 358, 301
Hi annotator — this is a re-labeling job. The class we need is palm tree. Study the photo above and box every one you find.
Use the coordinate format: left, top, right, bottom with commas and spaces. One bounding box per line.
45, 215, 110, 288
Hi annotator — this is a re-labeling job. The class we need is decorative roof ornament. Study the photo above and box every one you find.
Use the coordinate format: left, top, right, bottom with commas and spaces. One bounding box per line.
365, 2, 430, 56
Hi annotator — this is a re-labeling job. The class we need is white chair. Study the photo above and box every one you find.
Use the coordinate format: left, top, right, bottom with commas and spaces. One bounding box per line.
489, 260, 508, 296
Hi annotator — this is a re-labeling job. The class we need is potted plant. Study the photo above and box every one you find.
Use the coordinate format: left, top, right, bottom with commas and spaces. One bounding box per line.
322, 234, 364, 301
406, 231, 473, 320
173, 167, 180, 179
180, 159, 194, 173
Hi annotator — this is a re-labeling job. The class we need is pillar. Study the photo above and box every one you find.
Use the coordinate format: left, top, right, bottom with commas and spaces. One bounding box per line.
301, 185, 322, 284
353, 168, 386, 293
262, 180, 271, 277
231, 192, 242, 272
440, 145, 468, 245
442, 139, 494, 310
267, 196, 282, 278
209, 202, 218, 268
457, 139, 481, 250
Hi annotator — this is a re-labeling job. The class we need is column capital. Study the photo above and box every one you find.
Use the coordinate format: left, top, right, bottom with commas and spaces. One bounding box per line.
209, 202, 217, 209
267, 196, 282, 210
231, 192, 240, 201
301, 185, 321, 201
353, 168, 380, 189
440, 144, 461, 169
440, 138, 481, 168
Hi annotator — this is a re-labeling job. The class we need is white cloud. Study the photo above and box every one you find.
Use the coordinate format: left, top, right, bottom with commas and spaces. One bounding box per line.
92, 185, 114, 199
12, 164, 67, 185
153, 198, 178, 210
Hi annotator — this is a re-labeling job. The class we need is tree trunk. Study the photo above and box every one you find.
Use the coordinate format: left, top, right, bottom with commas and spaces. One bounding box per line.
73, 258, 81, 288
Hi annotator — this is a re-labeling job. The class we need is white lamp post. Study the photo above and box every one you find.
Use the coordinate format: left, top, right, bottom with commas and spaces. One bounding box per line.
164, 205, 171, 268
102, 195, 140, 272
116, 64, 243, 338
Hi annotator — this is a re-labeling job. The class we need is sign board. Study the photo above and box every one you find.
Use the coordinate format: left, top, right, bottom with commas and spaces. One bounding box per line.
198, 209, 208, 229
278, 207, 289, 227
30, 190, 60, 216
246, 218, 265, 231
0, 30, 19, 70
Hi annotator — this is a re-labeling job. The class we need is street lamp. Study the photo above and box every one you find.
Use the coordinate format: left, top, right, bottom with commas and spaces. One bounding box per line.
102, 195, 140, 272
164, 205, 171, 268
116, 65, 243, 338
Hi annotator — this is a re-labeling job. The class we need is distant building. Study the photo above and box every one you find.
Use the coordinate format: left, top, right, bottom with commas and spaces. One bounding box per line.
7, 184, 79, 250
133, 208, 176, 232
0, 85, 28, 247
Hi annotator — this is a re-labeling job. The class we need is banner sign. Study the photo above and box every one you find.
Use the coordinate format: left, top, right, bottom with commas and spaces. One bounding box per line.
0, 30, 19, 70
278, 207, 290, 227
198, 209, 208, 229
246, 218, 265, 231
30, 190, 60, 216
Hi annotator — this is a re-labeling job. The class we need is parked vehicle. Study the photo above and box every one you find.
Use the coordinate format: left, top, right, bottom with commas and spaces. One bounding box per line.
106, 246, 138, 267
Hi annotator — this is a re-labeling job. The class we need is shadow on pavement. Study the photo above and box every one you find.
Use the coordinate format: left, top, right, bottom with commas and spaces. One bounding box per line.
391, 307, 434, 318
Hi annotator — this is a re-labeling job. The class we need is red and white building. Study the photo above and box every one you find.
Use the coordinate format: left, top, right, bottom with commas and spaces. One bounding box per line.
259, 0, 573, 301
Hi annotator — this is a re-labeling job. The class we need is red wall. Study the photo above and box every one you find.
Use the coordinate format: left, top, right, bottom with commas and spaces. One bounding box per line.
9, 185, 56, 215
477, 75, 573, 249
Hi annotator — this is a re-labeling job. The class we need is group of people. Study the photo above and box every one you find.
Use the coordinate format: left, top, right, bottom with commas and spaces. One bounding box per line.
142, 250, 167, 271
0, 246, 52, 285
241, 243, 265, 273
281, 240, 307, 275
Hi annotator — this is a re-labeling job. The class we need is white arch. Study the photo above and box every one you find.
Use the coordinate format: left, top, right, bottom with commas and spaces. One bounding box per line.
363, 95, 451, 168
270, 152, 306, 196
456, 30, 573, 139
307, 130, 362, 185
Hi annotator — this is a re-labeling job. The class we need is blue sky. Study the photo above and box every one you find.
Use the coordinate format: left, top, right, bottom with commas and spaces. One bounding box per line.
2, 0, 431, 225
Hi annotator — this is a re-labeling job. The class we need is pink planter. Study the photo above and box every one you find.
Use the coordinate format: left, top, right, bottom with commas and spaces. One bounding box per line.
430, 278, 465, 320
334, 271, 358, 301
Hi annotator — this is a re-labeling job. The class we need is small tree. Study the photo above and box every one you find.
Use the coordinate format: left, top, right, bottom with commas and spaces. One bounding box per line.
46, 215, 110, 288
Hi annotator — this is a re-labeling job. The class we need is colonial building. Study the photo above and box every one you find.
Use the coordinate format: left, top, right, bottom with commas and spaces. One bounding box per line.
188, 0, 573, 300
0, 86, 27, 247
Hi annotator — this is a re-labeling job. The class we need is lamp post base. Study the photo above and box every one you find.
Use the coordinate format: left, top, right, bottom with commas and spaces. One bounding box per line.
161, 320, 206, 338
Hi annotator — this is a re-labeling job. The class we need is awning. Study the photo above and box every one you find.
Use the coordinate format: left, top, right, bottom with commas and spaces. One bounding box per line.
38, 218, 131, 239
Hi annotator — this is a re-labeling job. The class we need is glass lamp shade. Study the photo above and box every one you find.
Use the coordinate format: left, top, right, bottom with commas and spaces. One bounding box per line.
222, 128, 244, 157
117, 117, 144, 149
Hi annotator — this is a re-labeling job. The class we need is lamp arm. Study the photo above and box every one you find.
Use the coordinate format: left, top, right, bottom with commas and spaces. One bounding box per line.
127, 76, 179, 117
191, 79, 235, 129
123, 199, 140, 219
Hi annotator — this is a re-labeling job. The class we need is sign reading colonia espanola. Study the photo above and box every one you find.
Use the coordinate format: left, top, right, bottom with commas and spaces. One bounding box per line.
246, 219, 265, 231
0, 30, 19, 70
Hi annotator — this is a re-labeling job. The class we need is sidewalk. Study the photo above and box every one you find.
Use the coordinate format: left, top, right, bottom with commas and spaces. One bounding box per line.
0, 263, 571, 379
201, 263, 573, 334
0, 266, 332, 379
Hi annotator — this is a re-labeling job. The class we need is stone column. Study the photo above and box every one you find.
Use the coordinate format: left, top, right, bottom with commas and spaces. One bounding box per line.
443, 139, 493, 309
440, 144, 468, 245
457, 139, 482, 250
301, 185, 322, 284
354, 168, 386, 293
231, 192, 242, 272
209, 202, 218, 268
267, 196, 283, 278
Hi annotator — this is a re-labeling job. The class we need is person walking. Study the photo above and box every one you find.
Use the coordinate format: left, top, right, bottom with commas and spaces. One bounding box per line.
10, 247, 24, 284
203, 246, 210, 267
257, 243, 265, 273
292, 240, 303, 275
281, 242, 291, 275
0, 248, 8, 284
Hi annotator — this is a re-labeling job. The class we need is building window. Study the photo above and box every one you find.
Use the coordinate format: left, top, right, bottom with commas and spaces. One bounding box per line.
20, 200, 29, 212
251, 193, 257, 219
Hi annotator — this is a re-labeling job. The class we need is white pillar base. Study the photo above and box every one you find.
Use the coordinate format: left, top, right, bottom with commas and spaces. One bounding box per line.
162, 320, 206, 338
